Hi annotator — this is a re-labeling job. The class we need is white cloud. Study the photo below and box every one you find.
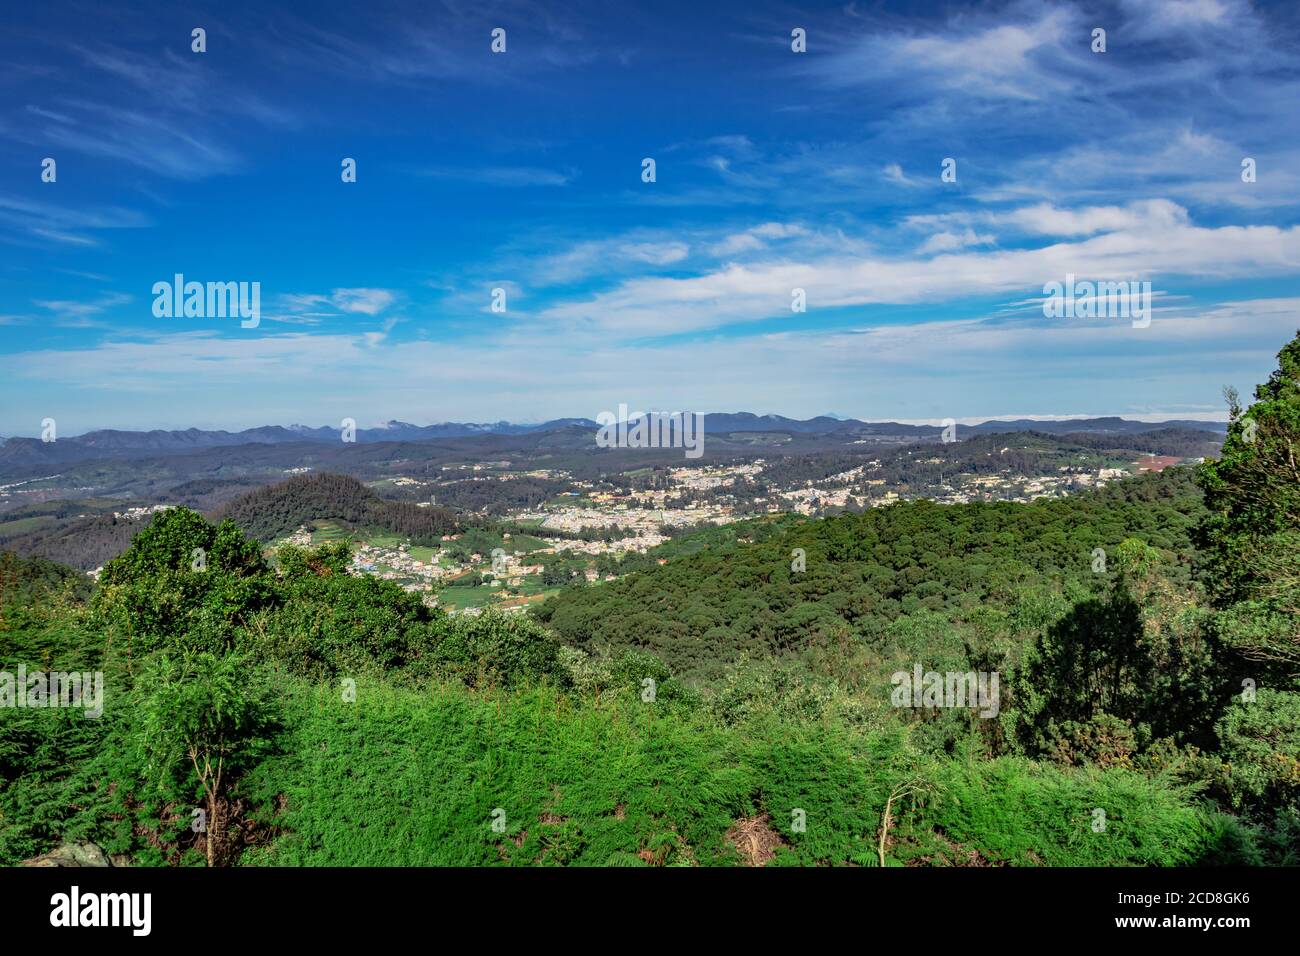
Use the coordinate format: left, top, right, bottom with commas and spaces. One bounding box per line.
619, 242, 690, 265
1119, 0, 1235, 36
918, 228, 996, 254
1000, 200, 1190, 236
814, 7, 1078, 102
6, 297, 1294, 427
531, 203, 1300, 338
32, 292, 132, 327
882, 163, 925, 188
525, 234, 692, 285
0, 196, 150, 246
278, 288, 397, 317
330, 288, 396, 315
711, 222, 809, 257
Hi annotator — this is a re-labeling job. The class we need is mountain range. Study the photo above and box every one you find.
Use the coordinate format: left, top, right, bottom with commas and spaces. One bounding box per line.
0, 416, 1222, 481
0, 413, 1227, 467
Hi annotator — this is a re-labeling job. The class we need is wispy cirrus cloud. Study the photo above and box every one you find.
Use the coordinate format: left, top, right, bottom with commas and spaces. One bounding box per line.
276, 288, 399, 320
331, 288, 397, 315
810, 7, 1080, 102
32, 291, 131, 328
29, 102, 244, 180
524, 235, 690, 285
710, 222, 808, 257
247, 3, 614, 89
13, 39, 298, 181
0, 196, 149, 246
416, 165, 575, 187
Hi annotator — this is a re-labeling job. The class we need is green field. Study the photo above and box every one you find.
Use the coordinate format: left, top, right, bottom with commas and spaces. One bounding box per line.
308, 522, 350, 545
360, 531, 403, 548
502, 533, 548, 553
0, 514, 58, 536
435, 583, 497, 610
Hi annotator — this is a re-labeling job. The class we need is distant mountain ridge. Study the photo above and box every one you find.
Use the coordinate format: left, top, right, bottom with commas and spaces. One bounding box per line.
0, 414, 1225, 471
1, 413, 1227, 445
0, 419, 601, 468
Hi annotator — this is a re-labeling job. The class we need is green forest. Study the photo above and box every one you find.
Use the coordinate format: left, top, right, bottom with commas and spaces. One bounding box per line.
1, 334, 1297, 867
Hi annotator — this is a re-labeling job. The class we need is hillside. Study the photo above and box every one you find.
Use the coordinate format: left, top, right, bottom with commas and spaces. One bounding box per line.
216, 472, 459, 543
0, 508, 153, 572
0, 464, 1293, 868
535, 468, 1206, 680
0, 473, 463, 570
2, 471, 1293, 867
751, 428, 1219, 494
0, 549, 95, 606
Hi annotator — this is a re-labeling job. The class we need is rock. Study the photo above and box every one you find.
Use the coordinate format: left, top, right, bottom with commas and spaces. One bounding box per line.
20, 842, 115, 867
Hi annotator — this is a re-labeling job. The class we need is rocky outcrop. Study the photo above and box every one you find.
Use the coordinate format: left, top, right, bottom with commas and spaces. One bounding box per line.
20, 842, 128, 867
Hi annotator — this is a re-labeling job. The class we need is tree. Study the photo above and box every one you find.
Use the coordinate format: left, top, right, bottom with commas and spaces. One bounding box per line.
1213, 688, 1300, 816
135, 650, 278, 865
1197, 330, 1300, 670
430, 609, 566, 689
1011, 538, 1221, 756
94, 509, 273, 653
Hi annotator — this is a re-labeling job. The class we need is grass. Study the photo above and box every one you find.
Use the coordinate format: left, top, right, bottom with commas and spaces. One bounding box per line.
502, 533, 549, 553
408, 545, 438, 563
514, 579, 558, 596
435, 586, 497, 611
309, 522, 350, 545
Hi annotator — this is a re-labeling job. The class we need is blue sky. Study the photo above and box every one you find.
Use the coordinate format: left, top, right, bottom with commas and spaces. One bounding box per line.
2, 0, 1299, 434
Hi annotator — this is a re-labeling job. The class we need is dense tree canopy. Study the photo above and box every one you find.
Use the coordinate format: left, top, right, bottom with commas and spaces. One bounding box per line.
217, 473, 459, 543
1197, 330, 1300, 671
536, 468, 1204, 681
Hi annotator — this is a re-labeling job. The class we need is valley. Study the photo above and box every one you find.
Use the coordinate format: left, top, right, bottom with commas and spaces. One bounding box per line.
0, 417, 1223, 622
